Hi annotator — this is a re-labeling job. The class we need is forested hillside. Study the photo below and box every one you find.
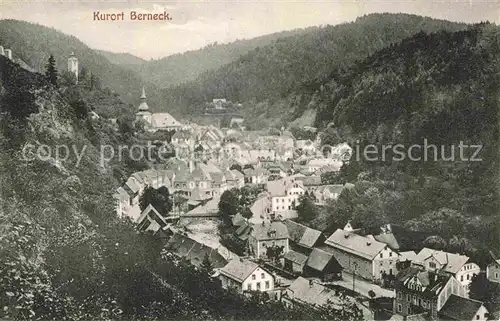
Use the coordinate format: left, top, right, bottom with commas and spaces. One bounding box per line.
132, 28, 313, 87
0, 53, 360, 320
0, 19, 153, 113
311, 23, 500, 265
156, 13, 469, 126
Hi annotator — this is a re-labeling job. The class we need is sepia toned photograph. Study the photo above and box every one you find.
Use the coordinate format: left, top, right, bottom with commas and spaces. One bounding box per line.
0, 0, 499, 320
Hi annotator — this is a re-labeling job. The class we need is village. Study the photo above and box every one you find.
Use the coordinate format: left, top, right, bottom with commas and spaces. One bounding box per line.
104, 59, 500, 321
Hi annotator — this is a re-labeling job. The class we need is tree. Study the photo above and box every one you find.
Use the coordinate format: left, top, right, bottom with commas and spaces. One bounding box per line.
45, 55, 58, 87
241, 206, 253, 221
69, 98, 88, 120
296, 195, 318, 223
266, 245, 284, 263
219, 189, 239, 225
200, 253, 214, 275
139, 185, 173, 216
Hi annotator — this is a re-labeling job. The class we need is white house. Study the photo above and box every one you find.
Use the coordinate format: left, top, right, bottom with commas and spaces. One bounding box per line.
266, 177, 305, 214
412, 248, 480, 295
487, 258, 500, 284
325, 229, 400, 280
218, 259, 275, 293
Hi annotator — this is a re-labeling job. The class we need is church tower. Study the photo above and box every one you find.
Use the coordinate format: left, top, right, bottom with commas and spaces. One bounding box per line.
67, 52, 79, 84
135, 86, 152, 126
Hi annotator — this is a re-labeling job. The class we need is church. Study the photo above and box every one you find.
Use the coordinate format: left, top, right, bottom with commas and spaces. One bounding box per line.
135, 87, 182, 132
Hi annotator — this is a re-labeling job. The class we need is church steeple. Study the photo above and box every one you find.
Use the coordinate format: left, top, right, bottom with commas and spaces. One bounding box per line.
138, 86, 149, 111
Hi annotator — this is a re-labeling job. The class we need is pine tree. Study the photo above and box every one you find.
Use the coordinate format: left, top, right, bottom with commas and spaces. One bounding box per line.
45, 55, 58, 87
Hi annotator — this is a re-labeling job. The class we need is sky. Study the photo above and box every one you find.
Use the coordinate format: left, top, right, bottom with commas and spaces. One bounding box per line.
0, 0, 499, 59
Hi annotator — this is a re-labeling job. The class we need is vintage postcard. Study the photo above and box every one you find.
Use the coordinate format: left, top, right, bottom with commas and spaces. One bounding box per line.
0, 0, 499, 320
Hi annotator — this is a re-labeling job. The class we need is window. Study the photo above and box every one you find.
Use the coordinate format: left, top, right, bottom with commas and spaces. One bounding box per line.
265, 281, 270, 289
380, 253, 383, 258
461, 275, 464, 282
476, 315, 479, 320
496, 273, 499, 278
467, 274, 470, 280
429, 262, 436, 269
407, 294, 410, 302
247, 283, 252, 291
261, 273, 265, 279
257, 282, 261, 290
389, 252, 392, 257
252, 274, 256, 280
397, 304, 402, 313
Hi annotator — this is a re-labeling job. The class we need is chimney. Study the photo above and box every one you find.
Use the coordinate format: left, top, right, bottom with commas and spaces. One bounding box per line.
309, 279, 314, 287
240, 257, 244, 263
366, 241, 371, 246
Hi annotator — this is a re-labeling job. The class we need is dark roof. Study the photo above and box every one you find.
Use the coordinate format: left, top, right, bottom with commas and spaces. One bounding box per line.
165, 233, 227, 268
284, 220, 322, 248
284, 250, 308, 265
306, 247, 341, 272
439, 295, 485, 320
394, 267, 451, 298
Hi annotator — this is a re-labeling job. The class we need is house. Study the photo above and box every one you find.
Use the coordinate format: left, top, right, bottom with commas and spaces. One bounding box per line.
303, 247, 343, 282
295, 139, 316, 155
224, 169, 245, 188
284, 250, 308, 274
306, 158, 342, 174
136, 204, 168, 233
312, 184, 344, 204
123, 176, 143, 207
412, 248, 480, 294
243, 168, 268, 184
248, 221, 289, 259
165, 233, 228, 269
393, 266, 466, 318
487, 253, 500, 283
218, 259, 275, 293
439, 295, 489, 321
249, 195, 272, 224
283, 220, 323, 254
325, 229, 400, 281
282, 277, 352, 311
113, 186, 130, 218
183, 196, 220, 217
266, 177, 305, 215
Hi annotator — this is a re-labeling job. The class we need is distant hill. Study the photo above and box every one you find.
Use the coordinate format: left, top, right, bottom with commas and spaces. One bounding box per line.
133, 28, 313, 88
0, 19, 150, 115
156, 13, 469, 126
95, 50, 146, 67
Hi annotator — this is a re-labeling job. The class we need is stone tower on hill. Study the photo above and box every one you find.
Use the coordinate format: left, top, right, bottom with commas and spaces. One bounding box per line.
67, 52, 78, 84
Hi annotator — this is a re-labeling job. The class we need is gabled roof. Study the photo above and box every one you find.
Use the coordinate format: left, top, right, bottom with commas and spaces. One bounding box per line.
114, 187, 130, 201
284, 250, 308, 265
125, 177, 142, 194
136, 204, 167, 227
219, 259, 260, 283
439, 295, 485, 320
165, 233, 227, 268
283, 220, 321, 249
316, 184, 344, 195
251, 221, 288, 241
287, 277, 343, 309
374, 233, 400, 251
325, 229, 387, 260
395, 266, 451, 298
414, 248, 470, 274
151, 113, 182, 128
266, 177, 304, 197
306, 247, 341, 273
294, 175, 322, 186
184, 196, 219, 217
